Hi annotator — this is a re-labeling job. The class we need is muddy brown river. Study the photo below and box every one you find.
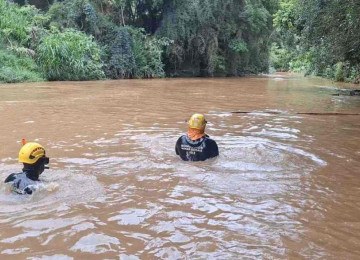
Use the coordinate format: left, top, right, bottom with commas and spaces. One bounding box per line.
0, 74, 360, 259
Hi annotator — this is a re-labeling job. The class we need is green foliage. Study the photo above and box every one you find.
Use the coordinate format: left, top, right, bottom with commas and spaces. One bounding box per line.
229, 40, 248, 54
315, 62, 360, 83
289, 51, 313, 74
269, 43, 292, 71
347, 65, 360, 83
103, 26, 168, 79
47, 0, 167, 79
105, 26, 136, 78
0, 45, 43, 83
47, 0, 100, 35
47, 2, 69, 29
245, 0, 271, 35
273, 0, 297, 31
1, 0, 281, 82
334, 62, 345, 82
36, 29, 104, 80
130, 27, 169, 78
0, 0, 48, 46
158, 0, 275, 76
211, 54, 226, 75
0, 0, 45, 83
273, 0, 360, 83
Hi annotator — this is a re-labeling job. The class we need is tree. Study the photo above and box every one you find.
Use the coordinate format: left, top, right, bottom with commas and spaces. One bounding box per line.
273, 0, 360, 82
158, 0, 276, 76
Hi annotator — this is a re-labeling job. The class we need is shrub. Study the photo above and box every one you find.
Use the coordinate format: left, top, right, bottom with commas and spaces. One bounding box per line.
0, 46, 44, 83
269, 43, 293, 71
104, 26, 136, 79
0, 0, 47, 46
347, 65, 360, 83
334, 62, 345, 82
103, 26, 168, 79
36, 28, 105, 80
130, 27, 169, 78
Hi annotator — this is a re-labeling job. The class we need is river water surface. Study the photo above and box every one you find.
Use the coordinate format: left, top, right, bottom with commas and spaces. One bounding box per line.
0, 74, 360, 259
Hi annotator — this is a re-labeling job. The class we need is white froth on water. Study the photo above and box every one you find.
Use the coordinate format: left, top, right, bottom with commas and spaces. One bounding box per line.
1, 247, 29, 255
108, 204, 160, 226
119, 254, 140, 260
0, 167, 105, 215
28, 255, 73, 260
70, 233, 120, 253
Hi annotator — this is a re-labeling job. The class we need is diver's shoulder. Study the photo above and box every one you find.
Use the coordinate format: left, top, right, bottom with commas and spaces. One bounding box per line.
178, 135, 188, 142
176, 135, 184, 143
205, 136, 218, 147
4, 172, 23, 183
204, 135, 217, 142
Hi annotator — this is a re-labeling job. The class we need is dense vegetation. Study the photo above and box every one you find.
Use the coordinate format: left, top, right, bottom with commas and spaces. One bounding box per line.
1, 0, 359, 83
272, 0, 360, 83
0, 0, 276, 82
0, 1, 44, 82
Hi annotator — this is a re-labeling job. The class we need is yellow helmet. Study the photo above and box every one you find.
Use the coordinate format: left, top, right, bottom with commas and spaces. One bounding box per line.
188, 113, 207, 130
19, 142, 46, 165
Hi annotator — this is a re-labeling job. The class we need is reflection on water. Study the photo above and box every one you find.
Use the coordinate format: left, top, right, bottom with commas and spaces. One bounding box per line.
0, 74, 360, 259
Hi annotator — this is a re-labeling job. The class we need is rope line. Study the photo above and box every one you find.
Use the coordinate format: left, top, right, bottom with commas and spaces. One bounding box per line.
231, 111, 360, 116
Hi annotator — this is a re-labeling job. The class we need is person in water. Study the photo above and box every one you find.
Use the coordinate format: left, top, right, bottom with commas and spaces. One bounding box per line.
4, 141, 49, 195
175, 113, 219, 161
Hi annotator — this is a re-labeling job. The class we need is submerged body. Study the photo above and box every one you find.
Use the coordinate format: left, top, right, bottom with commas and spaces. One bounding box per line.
175, 134, 219, 161
4, 141, 49, 195
176, 113, 219, 161
5, 171, 39, 194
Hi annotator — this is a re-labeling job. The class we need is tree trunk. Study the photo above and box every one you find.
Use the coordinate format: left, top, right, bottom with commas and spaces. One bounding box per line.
120, 5, 125, 26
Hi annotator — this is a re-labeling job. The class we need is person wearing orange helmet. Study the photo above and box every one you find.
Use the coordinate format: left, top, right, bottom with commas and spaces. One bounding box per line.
4, 141, 49, 195
175, 113, 219, 161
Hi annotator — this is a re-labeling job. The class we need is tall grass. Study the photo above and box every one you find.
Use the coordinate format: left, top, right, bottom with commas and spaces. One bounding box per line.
36, 29, 105, 81
0, 46, 44, 83
0, 0, 44, 45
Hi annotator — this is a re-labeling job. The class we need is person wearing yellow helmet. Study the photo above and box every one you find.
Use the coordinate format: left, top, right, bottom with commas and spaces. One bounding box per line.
175, 113, 219, 161
4, 141, 50, 195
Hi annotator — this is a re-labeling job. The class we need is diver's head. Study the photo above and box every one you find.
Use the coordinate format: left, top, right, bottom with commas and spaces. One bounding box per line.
188, 113, 207, 130
19, 142, 49, 179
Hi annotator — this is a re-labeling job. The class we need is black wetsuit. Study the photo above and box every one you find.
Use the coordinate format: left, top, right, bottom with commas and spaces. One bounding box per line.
4, 170, 40, 195
175, 135, 219, 161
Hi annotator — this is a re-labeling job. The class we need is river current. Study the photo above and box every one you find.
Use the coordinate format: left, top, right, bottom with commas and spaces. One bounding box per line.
0, 74, 359, 259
